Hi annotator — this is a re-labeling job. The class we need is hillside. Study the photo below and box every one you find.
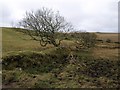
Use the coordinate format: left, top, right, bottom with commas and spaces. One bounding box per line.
2, 28, 54, 56
2, 27, 119, 88
2, 27, 119, 58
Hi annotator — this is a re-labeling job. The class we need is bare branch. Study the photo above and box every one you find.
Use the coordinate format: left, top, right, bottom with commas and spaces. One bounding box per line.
20, 7, 73, 47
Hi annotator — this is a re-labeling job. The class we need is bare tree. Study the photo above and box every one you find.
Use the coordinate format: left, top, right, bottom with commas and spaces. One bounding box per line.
20, 7, 73, 47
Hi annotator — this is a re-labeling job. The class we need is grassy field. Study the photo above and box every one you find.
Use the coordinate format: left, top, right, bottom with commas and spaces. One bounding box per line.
2, 27, 119, 88
2, 28, 119, 59
96, 33, 119, 42
2, 28, 54, 56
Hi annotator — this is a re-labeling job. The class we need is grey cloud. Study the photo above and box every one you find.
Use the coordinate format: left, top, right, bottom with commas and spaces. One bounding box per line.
0, 2, 14, 26
0, 0, 118, 32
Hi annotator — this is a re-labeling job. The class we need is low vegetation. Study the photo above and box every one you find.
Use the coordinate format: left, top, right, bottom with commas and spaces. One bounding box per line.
2, 27, 120, 88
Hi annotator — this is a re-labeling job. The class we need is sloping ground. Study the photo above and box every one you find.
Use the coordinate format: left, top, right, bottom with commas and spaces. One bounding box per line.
2, 50, 119, 88
2, 27, 119, 88
2, 27, 119, 57
2, 27, 77, 57
2, 27, 54, 56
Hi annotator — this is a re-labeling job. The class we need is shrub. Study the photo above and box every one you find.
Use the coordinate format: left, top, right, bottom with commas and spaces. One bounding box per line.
96, 39, 104, 43
114, 41, 120, 44
75, 32, 97, 48
78, 58, 118, 78
106, 39, 111, 43
2, 51, 69, 74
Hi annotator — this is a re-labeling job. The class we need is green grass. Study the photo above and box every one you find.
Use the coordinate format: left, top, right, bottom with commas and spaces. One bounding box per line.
2, 27, 119, 88
2, 27, 77, 57
2, 27, 54, 56
2, 52, 119, 88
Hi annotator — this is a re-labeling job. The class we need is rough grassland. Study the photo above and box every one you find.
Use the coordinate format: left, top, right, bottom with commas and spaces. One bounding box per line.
2, 27, 119, 88
2, 28, 119, 58
96, 33, 119, 42
2, 28, 54, 56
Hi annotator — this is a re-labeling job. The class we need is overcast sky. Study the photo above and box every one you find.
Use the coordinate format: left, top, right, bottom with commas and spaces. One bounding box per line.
0, 0, 119, 32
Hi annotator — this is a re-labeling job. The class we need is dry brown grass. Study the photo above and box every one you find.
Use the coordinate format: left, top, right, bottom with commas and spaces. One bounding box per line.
94, 33, 119, 59
96, 33, 119, 42
92, 47, 119, 60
